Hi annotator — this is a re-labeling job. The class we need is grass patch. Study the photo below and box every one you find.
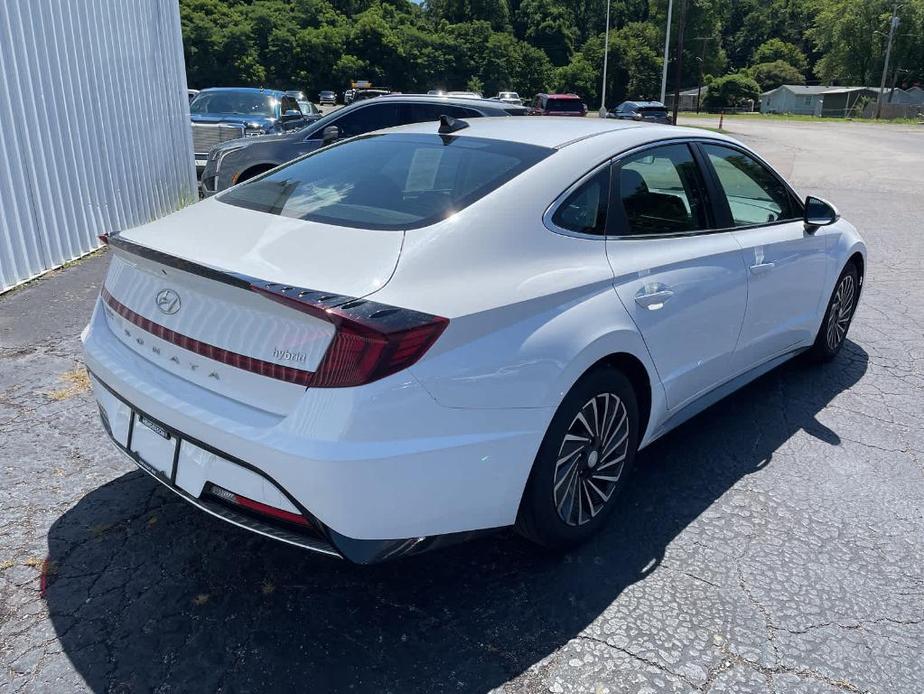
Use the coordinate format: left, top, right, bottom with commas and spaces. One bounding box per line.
46, 367, 91, 401
679, 111, 921, 125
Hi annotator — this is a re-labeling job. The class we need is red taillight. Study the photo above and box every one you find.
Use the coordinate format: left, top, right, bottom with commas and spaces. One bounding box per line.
209, 484, 310, 527
312, 312, 448, 388
251, 283, 448, 388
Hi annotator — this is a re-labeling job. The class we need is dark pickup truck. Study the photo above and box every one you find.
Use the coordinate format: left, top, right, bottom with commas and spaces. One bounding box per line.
190, 87, 309, 175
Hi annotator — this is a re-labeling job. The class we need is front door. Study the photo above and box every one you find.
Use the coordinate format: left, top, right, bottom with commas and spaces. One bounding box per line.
606, 143, 749, 411
697, 143, 828, 371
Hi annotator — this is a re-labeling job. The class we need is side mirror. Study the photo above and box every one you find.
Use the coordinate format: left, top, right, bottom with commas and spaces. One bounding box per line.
321, 125, 340, 145
804, 195, 839, 228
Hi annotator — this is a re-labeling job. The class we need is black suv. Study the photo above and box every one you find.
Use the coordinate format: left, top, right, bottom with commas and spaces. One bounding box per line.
606, 101, 672, 124
200, 95, 527, 197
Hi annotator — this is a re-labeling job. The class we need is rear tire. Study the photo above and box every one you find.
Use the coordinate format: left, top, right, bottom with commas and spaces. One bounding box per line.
516, 366, 639, 550
807, 262, 860, 362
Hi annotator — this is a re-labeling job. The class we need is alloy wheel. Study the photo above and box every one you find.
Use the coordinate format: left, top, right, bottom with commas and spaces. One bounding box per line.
553, 393, 630, 527
826, 274, 856, 351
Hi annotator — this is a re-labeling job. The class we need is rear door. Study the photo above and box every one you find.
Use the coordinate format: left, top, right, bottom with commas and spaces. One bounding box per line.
697, 142, 827, 371
605, 143, 749, 411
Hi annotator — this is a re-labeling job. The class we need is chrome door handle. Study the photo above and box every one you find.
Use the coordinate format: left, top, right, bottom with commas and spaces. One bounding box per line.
634, 288, 674, 310
749, 262, 775, 274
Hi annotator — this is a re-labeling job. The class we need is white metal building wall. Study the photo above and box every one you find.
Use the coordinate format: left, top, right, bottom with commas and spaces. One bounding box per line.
0, 0, 196, 293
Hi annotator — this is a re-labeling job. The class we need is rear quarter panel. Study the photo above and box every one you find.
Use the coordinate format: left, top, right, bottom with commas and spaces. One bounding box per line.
367, 135, 668, 436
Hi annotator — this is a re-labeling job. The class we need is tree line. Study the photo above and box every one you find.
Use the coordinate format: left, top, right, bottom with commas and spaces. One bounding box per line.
181, 0, 924, 108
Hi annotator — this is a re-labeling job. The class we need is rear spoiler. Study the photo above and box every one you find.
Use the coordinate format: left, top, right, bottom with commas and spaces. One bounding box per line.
99, 233, 448, 388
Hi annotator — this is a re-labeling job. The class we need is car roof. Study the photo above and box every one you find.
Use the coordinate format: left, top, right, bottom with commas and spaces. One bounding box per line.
384, 117, 728, 149
377, 94, 516, 109
541, 93, 581, 99
622, 101, 667, 108
199, 87, 285, 97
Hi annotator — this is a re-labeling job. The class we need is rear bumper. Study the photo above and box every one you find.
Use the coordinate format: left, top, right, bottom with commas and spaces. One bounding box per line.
82, 300, 551, 562
91, 372, 489, 563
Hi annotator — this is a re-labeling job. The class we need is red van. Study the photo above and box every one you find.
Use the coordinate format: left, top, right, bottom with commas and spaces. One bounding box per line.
527, 93, 587, 116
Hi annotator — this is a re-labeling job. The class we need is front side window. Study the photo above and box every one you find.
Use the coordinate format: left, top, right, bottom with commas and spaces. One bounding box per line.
328, 103, 401, 139
551, 168, 610, 235
219, 134, 553, 230
701, 144, 798, 227
615, 144, 709, 236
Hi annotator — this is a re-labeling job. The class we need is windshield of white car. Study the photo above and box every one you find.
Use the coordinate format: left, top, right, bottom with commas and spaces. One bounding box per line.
190, 92, 277, 117
219, 133, 553, 230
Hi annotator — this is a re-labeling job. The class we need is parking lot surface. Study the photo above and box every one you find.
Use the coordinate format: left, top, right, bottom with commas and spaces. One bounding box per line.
2, 119, 923, 693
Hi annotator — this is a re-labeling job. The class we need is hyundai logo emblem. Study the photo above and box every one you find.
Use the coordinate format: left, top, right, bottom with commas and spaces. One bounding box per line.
155, 288, 181, 315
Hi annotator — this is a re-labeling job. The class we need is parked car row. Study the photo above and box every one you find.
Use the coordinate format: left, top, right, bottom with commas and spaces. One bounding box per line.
199, 94, 527, 197
189, 85, 672, 193
189, 87, 321, 173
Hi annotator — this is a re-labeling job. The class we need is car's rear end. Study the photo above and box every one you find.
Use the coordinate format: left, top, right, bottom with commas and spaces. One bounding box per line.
542, 95, 587, 117
83, 129, 557, 563
634, 104, 672, 124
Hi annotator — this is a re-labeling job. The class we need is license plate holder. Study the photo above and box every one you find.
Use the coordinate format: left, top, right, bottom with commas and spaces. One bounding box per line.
139, 414, 171, 440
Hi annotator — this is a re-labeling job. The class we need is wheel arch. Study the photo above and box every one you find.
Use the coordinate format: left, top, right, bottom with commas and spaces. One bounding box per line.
847, 250, 864, 284
235, 162, 279, 185
581, 352, 654, 448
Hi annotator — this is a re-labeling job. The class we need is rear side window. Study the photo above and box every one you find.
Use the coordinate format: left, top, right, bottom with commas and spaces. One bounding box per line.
400, 103, 483, 123
546, 99, 582, 113
220, 134, 553, 230
701, 144, 799, 226
615, 144, 709, 236
551, 168, 610, 236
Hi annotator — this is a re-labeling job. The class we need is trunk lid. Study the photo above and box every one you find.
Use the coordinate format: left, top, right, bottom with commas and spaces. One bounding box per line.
100, 199, 403, 415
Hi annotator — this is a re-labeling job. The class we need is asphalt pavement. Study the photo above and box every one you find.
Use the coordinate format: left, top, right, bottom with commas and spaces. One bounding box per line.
1, 117, 922, 693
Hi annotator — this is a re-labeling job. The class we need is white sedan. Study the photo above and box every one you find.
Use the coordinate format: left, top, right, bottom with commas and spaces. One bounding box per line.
83, 116, 865, 563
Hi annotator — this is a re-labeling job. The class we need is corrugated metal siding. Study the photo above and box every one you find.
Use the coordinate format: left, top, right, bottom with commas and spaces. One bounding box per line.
0, 0, 196, 293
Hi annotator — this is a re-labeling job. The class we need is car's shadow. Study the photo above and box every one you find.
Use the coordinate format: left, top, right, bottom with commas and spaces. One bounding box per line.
46, 342, 867, 693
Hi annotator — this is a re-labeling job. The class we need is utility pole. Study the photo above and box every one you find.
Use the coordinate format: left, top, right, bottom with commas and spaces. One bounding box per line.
671, 0, 688, 125
691, 37, 711, 113
876, 5, 899, 119
600, 0, 612, 117
659, 0, 674, 104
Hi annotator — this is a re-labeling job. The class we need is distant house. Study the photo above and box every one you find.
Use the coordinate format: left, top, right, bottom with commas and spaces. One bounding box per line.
760, 85, 828, 115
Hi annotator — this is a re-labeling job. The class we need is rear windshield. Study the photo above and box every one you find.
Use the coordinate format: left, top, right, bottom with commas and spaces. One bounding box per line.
546, 99, 582, 112
219, 133, 553, 230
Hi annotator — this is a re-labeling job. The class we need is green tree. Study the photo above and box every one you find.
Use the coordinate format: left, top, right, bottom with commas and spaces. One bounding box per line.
514, 0, 577, 66
704, 72, 761, 108
749, 60, 805, 90
753, 38, 809, 73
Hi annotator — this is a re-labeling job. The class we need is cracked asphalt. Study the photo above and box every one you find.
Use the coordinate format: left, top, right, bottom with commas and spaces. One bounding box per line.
2, 118, 923, 693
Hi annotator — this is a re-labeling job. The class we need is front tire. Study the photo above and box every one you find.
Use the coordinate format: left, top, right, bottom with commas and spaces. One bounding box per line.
516, 366, 639, 549
808, 262, 860, 362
